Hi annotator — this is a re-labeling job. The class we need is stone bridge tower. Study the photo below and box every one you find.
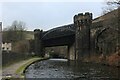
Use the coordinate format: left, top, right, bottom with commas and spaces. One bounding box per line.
74, 12, 92, 60
34, 29, 44, 57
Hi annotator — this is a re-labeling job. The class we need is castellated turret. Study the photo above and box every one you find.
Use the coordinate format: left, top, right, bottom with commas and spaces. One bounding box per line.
34, 29, 44, 57
74, 12, 92, 60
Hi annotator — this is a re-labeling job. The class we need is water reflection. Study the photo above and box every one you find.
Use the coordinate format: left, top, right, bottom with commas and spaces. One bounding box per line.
25, 59, 119, 80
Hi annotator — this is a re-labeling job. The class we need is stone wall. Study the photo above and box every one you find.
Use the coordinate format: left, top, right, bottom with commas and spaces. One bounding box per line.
92, 8, 120, 55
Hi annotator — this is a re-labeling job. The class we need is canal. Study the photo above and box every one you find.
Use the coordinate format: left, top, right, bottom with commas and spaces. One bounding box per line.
25, 59, 119, 80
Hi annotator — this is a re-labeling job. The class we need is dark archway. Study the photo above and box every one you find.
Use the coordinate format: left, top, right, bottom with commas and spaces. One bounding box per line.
95, 27, 119, 55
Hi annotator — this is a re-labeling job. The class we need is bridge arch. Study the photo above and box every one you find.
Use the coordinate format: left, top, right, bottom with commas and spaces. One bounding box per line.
95, 27, 119, 54
42, 24, 75, 40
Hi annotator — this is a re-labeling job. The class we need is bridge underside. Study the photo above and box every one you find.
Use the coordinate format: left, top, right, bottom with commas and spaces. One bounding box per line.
43, 34, 75, 47
43, 34, 75, 60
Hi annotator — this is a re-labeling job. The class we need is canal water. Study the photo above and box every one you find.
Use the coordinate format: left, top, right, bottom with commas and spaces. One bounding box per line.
25, 59, 119, 80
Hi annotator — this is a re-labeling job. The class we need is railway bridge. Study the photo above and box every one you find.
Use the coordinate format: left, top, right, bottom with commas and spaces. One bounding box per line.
34, 12, 105, 60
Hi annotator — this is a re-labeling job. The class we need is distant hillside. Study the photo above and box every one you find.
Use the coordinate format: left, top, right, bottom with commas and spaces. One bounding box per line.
2, 31, 34, 42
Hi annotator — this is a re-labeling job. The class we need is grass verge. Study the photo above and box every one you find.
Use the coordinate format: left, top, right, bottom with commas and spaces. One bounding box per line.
15, 57, 42, 75
15, 57, 49, 78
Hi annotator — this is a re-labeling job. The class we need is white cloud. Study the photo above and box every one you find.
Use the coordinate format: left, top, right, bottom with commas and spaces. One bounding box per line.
1, 1, 105, 31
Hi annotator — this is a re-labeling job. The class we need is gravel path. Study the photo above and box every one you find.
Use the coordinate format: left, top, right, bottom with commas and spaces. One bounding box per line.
2, 58, 39, 78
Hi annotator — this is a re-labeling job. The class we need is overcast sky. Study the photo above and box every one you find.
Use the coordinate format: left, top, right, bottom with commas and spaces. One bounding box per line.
0, 0, 106, 31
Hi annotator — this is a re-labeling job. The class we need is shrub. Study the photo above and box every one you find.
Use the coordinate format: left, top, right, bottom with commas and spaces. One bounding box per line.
106, 51, 120, 66
12, 40, 30, 54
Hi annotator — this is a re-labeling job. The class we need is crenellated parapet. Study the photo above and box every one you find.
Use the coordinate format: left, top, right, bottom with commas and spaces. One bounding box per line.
34, 29, 43, 39
74, 12, 92, 26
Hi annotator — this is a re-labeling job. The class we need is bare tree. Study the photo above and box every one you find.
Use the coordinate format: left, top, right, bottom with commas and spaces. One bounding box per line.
102, 0, 120, 14
107, 0, 120, 6
2, 20, 27, 42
